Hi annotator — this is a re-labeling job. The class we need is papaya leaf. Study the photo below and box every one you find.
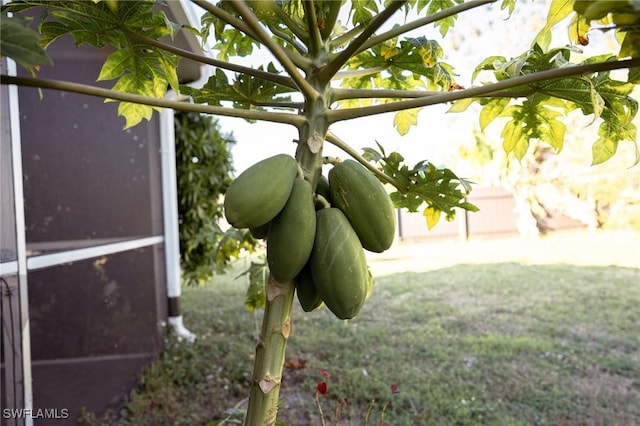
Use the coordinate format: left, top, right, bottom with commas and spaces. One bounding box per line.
499, 98, 566, 159
239, 259, 269, 311
479, 98, 511, 131
425, 0, 463, 37
349, 0, 379, 27
568, 13, 591, 47
472, 55, 507, 82
363, 146, 477, 226
592, 121, 638, 165
214, 28, 259, 61
0, 14, 52, 71
7, 0, 182, 127
619, 31, 640, 59
423, 206, 441, 230
501, 0, 516, 16
181, 65, 295, 112
533, 0, 574, 51
447, 97, 475, 113
393, 108, 419, 135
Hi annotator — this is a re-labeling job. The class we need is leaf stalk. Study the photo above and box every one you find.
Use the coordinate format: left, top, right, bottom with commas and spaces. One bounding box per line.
230, 0, 320, 101
0, 75, 305, 126
327, 58, 640, 122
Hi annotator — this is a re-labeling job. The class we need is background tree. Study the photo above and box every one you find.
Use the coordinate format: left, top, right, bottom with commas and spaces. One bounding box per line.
175, 111, 257, 286
2, 0, 639, 423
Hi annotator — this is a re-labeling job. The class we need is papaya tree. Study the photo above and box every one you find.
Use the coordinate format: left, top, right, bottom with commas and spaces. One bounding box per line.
1, 0, 639, 423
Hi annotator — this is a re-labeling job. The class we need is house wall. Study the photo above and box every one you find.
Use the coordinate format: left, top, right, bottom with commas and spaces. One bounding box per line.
2, 34, 169, 425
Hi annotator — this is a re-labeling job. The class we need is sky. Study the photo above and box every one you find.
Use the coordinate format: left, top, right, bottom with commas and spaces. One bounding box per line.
199, 1, 618, 175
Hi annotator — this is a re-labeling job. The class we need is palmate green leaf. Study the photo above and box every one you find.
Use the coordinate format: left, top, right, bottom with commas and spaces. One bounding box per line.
393, 108, 419, 135
592, 121, 638, 165
468, 43, 638, 165
425, 0, 463, 37
238, 259, 269, 311
501, 0, 516, 16
533, 0, 574, 51
472, 56, 507, 82
214, 28, 259, 61
342, 35, 455, 99
540, 72, 637, 130
181, 68, 230, 106
349, 0, 379, 26
479, 98, 511, 131
364, 146, 477, 228
619, 31, 640, 59
422, 206, 441, 230
7, 0, 182, 128
100, 40, 178, 128
499, 98, 567, 160
181, 65, 295, 113
0, 14, 52, 71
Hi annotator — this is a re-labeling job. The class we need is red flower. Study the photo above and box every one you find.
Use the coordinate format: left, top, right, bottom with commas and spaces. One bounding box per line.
320, 369, 330, 378
317, 381, 328, 395
390, 383, 400, 394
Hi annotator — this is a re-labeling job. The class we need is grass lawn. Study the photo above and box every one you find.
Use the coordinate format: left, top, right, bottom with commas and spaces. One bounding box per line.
87, 231, 639, 425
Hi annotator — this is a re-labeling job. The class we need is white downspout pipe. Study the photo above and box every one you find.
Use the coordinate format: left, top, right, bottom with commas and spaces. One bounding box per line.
159, 0, 218, 343
160, 105, 196, 343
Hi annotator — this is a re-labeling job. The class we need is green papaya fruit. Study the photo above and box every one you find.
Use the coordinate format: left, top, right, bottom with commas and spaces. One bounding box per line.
224, 154, 298, 229
315, 174, 331, 205
267, 178, 317, 282
310, 208, 368, 320
249, 223, 270, 240
328, 160, 396, 253
295, 264, 323, 312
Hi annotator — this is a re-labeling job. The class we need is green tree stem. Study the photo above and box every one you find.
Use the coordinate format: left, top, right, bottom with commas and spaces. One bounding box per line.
245, 277, 296, 426
0, 75, 305, 126
327, 57, 640, 123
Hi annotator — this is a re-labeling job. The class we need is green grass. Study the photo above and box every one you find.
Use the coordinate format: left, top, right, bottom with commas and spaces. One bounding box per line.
85, 259, 640, 425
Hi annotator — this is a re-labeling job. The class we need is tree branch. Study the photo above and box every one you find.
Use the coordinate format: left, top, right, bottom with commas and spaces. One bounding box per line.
302, 0, 323, 54
332, 66, 388, 81
331, 87, 439, 102
330, 23, 365, 49
330, 87, 535, 102
325, 131, 403, 189
327, 58, 640, 123
0, 75, 305, 127
357, 0, 497, 55
193, 0, 310, 69
123, 30, 297, 90
320, 0, 408, 82
268, 0, 309, 43
192, 0, 259, 41
230, 0, 319, 101
266, 22, 308, 55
